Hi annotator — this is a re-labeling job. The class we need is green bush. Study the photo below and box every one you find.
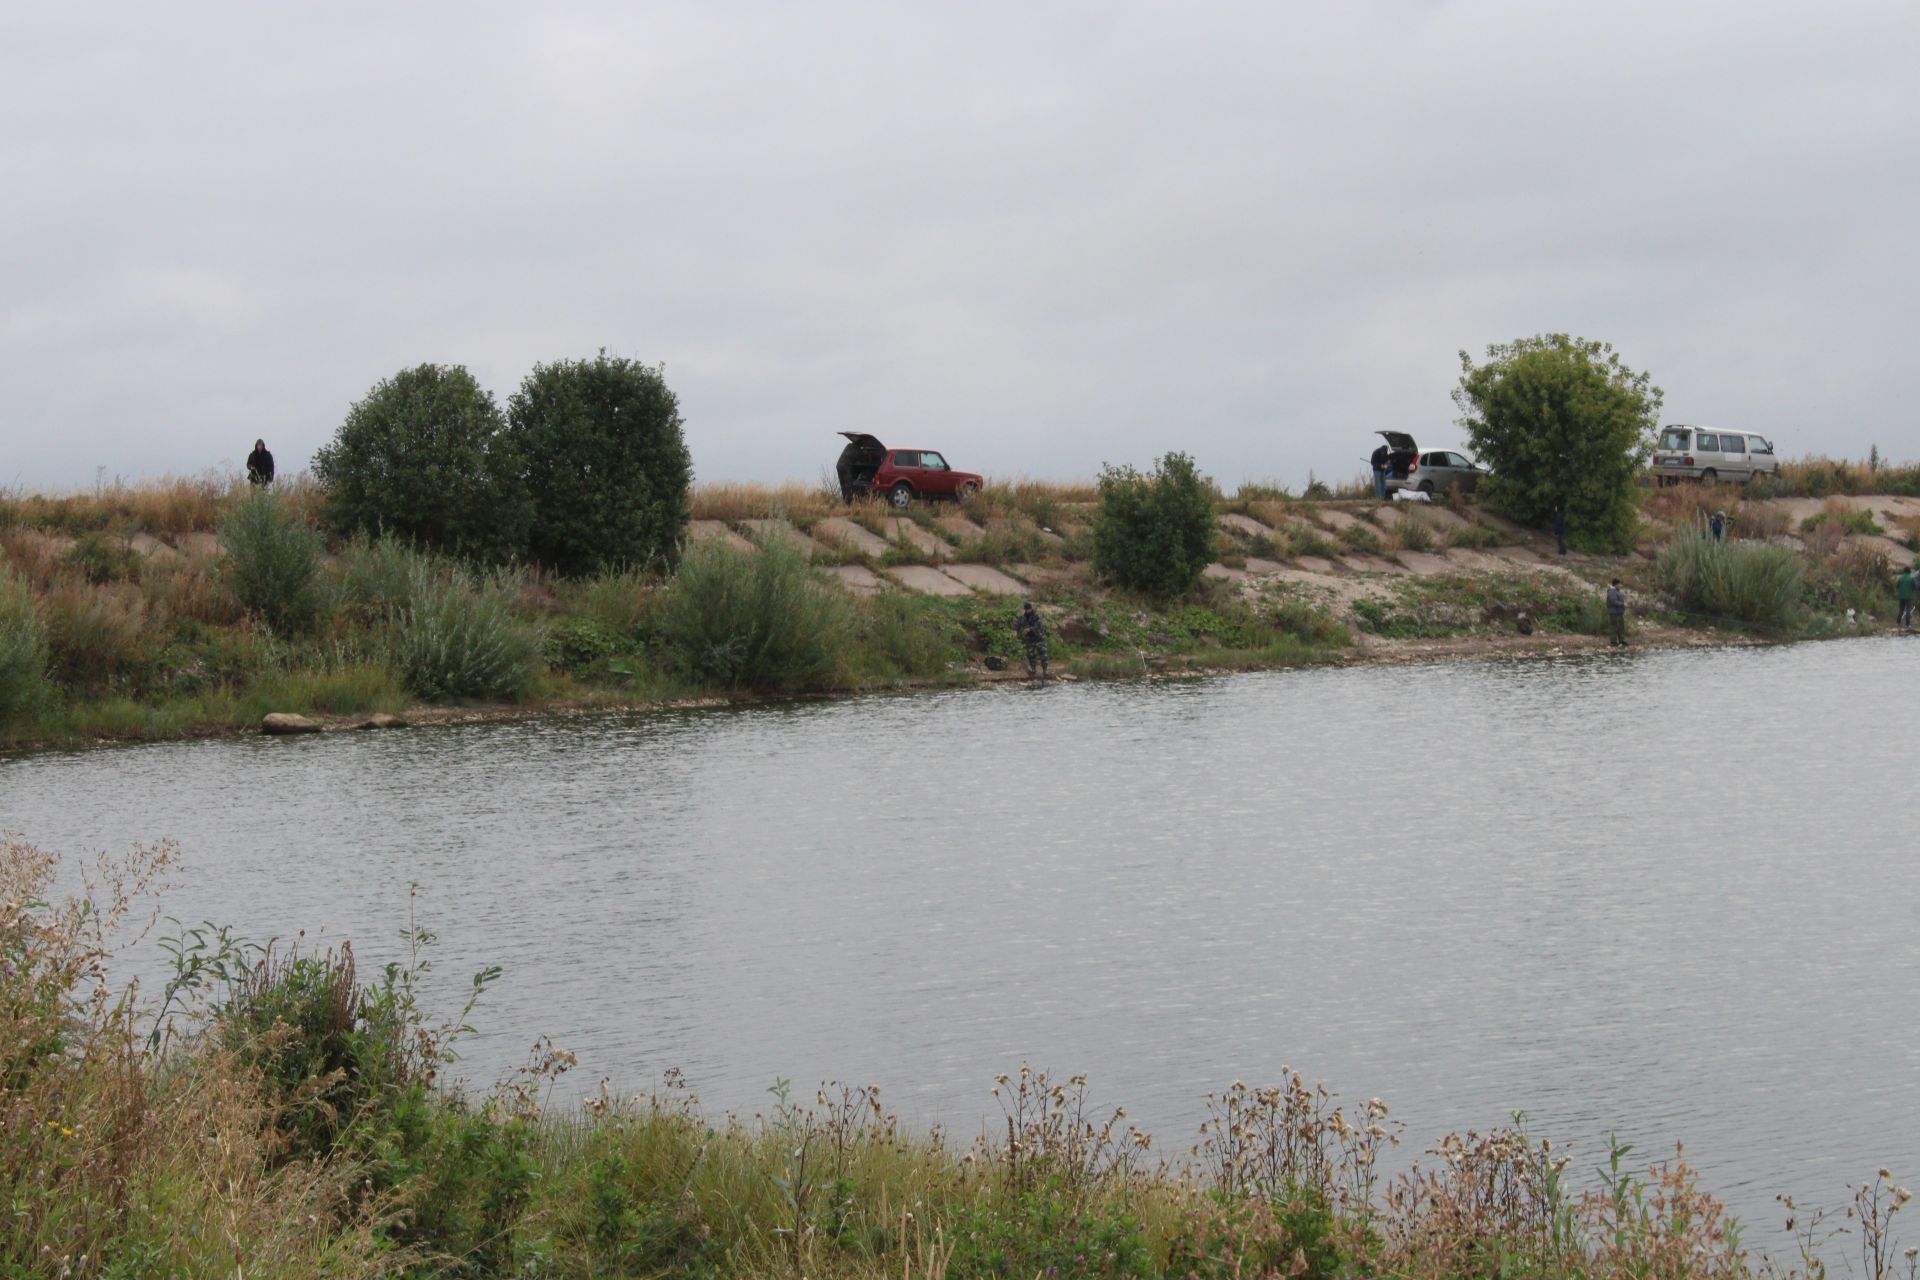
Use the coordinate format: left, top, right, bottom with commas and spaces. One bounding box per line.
0, 569, 50, 723
65, 531, 141, 585
1657, 534, 1805, 632
854, 592, 963, 679
508, 353, 693, 576
1799, 508, 1883, 537
219, 492, 325, 634
566, 567, 656, 642
314, 364, 531, 561
326, 534, 438, 621
544, 616, 622, 672
386, 565, 545, 702
1092, 452, 1217, 600
42, 581, 151, 691
653, 535, 853, 691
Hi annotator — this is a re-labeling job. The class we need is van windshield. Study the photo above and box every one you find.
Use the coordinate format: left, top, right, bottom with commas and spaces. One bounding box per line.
1658, 428, 1690, 451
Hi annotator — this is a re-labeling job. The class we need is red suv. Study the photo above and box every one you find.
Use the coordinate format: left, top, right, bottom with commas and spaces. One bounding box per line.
835, 433, 984, 508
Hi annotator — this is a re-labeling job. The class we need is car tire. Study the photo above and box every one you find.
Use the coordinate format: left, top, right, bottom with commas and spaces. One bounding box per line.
1417, 480, 1434, 494
888, 483, 914, 509
1700, 469, 1717, 486
956, 481, 978, 503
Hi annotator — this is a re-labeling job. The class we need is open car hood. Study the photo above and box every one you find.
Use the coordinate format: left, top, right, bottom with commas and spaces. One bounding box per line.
1376, 431, 1418, 451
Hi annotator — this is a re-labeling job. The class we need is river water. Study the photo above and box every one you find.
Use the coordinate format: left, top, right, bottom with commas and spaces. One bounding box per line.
4, 640, 1917, 1237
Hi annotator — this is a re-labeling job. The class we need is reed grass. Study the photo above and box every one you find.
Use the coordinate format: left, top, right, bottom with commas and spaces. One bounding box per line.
1656, 529, 1806, 633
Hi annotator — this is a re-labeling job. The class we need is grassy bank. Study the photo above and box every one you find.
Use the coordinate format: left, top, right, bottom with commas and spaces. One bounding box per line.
6, 469, 1918, 750
4, 835, 1909, 1279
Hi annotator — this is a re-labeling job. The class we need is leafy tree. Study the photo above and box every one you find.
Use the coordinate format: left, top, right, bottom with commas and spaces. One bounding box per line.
1092, 451, 1217, 599
1453, 335, 1661, 554
313, 364, 530, 561
507, 353, 693, 576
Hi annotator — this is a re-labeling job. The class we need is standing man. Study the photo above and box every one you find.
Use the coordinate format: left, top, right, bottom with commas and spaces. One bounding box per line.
1898, 564, 1915, 631
1369, 441, 1391, 501
1553, 504, 1568, 556
1604, 579, 1628, 647
1710, 510, 1725, 542
246, 438, 275, 487
1014, 601, 1049, 681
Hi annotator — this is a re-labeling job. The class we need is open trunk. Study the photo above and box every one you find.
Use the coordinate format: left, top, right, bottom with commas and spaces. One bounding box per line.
836, 432, 886, 500
1377, 430, 1418, 478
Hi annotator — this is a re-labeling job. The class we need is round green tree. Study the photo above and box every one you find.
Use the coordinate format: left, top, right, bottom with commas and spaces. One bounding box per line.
313, 364, 529, 561
1091, 451, 1217, 600
507, 353, 692, 576
1453, 334, 1661, 554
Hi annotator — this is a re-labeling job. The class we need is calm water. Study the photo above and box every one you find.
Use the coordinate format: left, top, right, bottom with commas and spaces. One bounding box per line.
4, 640, 1917, 1236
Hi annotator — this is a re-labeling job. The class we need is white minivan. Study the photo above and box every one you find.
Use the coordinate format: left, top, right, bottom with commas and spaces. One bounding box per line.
1651, 425, 1779, 485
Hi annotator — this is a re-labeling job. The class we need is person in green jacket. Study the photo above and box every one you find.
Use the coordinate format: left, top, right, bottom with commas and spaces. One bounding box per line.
1898, 566, 1915, 630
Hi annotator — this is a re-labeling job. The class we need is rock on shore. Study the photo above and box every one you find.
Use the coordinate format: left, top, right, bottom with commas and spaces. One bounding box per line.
261, 713, 322, 735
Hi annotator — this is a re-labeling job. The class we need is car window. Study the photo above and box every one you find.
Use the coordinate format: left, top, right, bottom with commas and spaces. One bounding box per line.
1444, 452, 1468, 468
892, 451, 920, 468
1750, 436, 1773, 455
1659, 428, 1690, 451
1696, 433, 1719, 451
1721, 435, 1745, 454
920, 452, 949, 471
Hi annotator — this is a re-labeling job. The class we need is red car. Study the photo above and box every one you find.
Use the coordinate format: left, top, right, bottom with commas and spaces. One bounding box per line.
835, 433, 984, 508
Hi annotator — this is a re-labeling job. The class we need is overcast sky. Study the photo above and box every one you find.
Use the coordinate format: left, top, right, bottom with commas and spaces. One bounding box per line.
5, 1, 1917, 494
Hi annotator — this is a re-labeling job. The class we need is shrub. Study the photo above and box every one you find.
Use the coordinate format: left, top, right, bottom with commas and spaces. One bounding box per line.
544, 617, 622, 672
219, 492, 326, 634
65, 531, 141, 585
565, 567, 657, 643
325, 533, 437, 621
508, 353, 693, 576
1269, 597, 1348, 647
42, 579, 151, 690
0, 569, 50, 723
1799, 504, 1882, 538
854, 592, 963, 679
1339, 523, 1382, 555
1395, 512, 1435, 551
1092, 452, 1217, 600
1656, 534, 1805, 632
653, 535, 853, 690
386, 565, 544, 702
313, 364, 531, 561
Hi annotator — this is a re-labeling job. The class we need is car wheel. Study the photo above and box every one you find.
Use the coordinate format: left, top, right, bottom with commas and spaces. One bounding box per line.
956, 481, 978, 503
1700, 469, 1718, 486
1417, 480, 1434, 494
888, 483, 914, 509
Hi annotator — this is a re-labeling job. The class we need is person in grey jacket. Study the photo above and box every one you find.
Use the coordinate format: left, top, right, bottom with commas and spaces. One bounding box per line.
1604, 579, 1627, 646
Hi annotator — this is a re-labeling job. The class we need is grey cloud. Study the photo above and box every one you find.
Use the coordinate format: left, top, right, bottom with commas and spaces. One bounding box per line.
4, 1, 1916, 493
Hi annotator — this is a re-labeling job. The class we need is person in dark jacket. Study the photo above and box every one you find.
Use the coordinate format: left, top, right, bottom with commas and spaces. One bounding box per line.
1709, 510, 1725, 541
1604, 579, 1628, 646
246, 439, 275, 486
1897, 565, 1915, 630
1370, 443, 1390, 500
1553, 504, 1568, 556
1014, 601, 1049, 680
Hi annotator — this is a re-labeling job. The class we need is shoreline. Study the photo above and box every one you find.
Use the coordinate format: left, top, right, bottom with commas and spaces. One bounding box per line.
1, 615, 1790, 756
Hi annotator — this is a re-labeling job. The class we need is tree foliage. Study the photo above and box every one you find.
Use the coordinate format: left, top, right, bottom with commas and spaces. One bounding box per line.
1453, 334, 1661, 554
313, 364, 530, 561
1092, 452, 1217, 600
507, 353, 693, 576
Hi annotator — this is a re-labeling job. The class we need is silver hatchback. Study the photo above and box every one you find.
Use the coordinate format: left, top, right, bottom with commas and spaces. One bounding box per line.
1392, 448, 1488, 496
